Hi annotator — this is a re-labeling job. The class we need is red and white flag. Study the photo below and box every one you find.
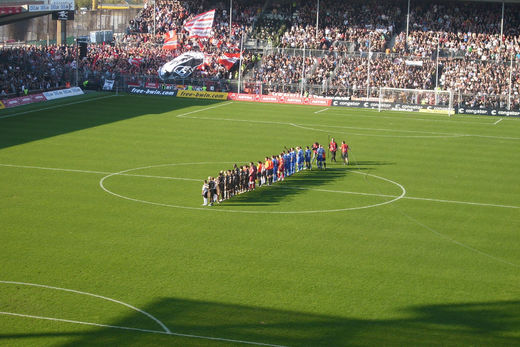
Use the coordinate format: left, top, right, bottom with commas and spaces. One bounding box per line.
184, 9, 215, 38
162, 30, 178, 50
218, 52, 241, 70
128, 57, 143, 67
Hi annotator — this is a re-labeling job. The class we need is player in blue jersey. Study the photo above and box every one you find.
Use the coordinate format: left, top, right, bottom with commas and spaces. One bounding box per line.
316, 145, 326, 169
297, 146, 304, 172
283, 151, 290, 177
305, 146, 312, 170
272, 155, 278, 182
290, 148, 297, 175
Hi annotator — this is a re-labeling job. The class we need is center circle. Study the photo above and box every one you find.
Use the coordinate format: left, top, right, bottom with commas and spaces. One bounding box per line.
99, 162, 407, 214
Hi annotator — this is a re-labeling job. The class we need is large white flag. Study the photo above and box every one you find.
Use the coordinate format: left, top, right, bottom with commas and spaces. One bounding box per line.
158, 52, 205, 80
184, 9, 215, 38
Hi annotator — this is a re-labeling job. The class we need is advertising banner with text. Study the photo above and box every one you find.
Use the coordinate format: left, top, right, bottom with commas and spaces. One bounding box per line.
228, 93, 332, 106
177, 90, 228, 100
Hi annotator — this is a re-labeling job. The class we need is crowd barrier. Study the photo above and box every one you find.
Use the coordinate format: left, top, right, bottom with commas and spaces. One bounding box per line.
0, 87, 84, 109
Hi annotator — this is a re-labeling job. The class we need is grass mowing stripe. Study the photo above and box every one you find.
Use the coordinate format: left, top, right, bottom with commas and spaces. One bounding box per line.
349, 150, 520, 269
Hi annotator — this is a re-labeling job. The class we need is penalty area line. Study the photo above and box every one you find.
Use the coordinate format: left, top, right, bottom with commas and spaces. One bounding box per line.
314, 108, 329, 114
176, 101, 233, 118
494, 118, 503, 125
0, 311, 287, 347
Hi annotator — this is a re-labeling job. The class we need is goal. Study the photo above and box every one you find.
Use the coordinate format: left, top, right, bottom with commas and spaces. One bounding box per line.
378, 87, 454, 116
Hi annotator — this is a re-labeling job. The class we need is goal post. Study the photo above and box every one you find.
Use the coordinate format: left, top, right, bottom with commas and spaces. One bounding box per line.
378, 87, 454, 116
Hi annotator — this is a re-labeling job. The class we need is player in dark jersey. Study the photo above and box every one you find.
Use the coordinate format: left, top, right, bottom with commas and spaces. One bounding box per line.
216, 172, 223, 202
208, 177, 217, 206
226, 170, 233, 198
234, 166, 240, 194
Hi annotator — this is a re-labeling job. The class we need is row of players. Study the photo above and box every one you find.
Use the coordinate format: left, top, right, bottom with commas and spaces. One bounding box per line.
201, 140, 350, 206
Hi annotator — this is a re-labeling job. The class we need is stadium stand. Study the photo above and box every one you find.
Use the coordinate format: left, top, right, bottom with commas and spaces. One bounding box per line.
0, 0, 518, 109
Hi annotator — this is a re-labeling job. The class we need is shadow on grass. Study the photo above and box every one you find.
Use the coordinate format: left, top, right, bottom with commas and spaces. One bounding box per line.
1, 299, 518, 346
221, 167, 364, 207
0, 93, 226, 150
219, 163, 388, 207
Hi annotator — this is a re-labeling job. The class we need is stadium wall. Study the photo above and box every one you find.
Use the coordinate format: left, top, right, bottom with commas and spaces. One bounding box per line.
1, 9, 139, 42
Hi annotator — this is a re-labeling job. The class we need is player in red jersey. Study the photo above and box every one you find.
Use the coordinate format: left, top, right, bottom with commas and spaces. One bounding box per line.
329, 138, 338, 162
277, 154, 285, 181
341, 140, 350, 165
249, 162, 256, 190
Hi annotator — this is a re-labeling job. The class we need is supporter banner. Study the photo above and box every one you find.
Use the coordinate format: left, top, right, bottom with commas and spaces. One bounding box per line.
177, 90, 228, 100
145, 82, 159, 89
43, 87, 84, 100
163, 30, 178, 50
128, 87, 177, 96
0, 7, 22, 14
103, 79, 115, 91
158, 52, 204, 80
184, 9, 215, 38
218, 52, 240, 70
331, 98, 451, 113
2, 94, 46, 108
456, 107, 520, 117
405, 60, 423, 66
0, 101, 5, 109
228, 93, 332, 106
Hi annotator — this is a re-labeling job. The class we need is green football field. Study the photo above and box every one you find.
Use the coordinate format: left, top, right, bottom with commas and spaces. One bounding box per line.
0, 92, 519, 346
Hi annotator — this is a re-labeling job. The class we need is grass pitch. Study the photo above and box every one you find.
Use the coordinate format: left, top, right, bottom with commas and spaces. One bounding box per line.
0, 92, 519, 346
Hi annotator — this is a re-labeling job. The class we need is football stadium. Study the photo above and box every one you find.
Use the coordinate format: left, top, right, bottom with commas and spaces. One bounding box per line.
0, 0, 519, 346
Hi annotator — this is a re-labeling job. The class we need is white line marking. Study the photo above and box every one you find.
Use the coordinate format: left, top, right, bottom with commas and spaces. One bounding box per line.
2, 162, 518, 210
0, 280, 170, 333
0, 311, 287, 347
177, 108, 519, 140
0, 163, 200, 182
494, 118, 503, 125
314, 108, 329, 114
289, 122, 464, 138
176, 101, 233, 118
0, 95, 117, 119
403, 195, 519, 209
323, 110, 496, 125
99, 162, 407, 214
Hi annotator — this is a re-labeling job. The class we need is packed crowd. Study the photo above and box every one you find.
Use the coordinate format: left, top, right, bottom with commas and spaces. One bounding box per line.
330, 56, 436, 94
1, 0, 519, 108
0, 45, 76, 98
252, 0, 399, 52
201, 140, 350, 206
393, 1, 520, 60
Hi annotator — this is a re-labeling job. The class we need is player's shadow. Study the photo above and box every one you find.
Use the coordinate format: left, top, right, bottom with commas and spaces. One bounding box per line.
1, 298, 518, 346
222, 166, 368, 206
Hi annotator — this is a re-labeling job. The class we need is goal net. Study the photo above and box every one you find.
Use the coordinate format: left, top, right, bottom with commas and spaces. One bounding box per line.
378, 87, 454, 116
